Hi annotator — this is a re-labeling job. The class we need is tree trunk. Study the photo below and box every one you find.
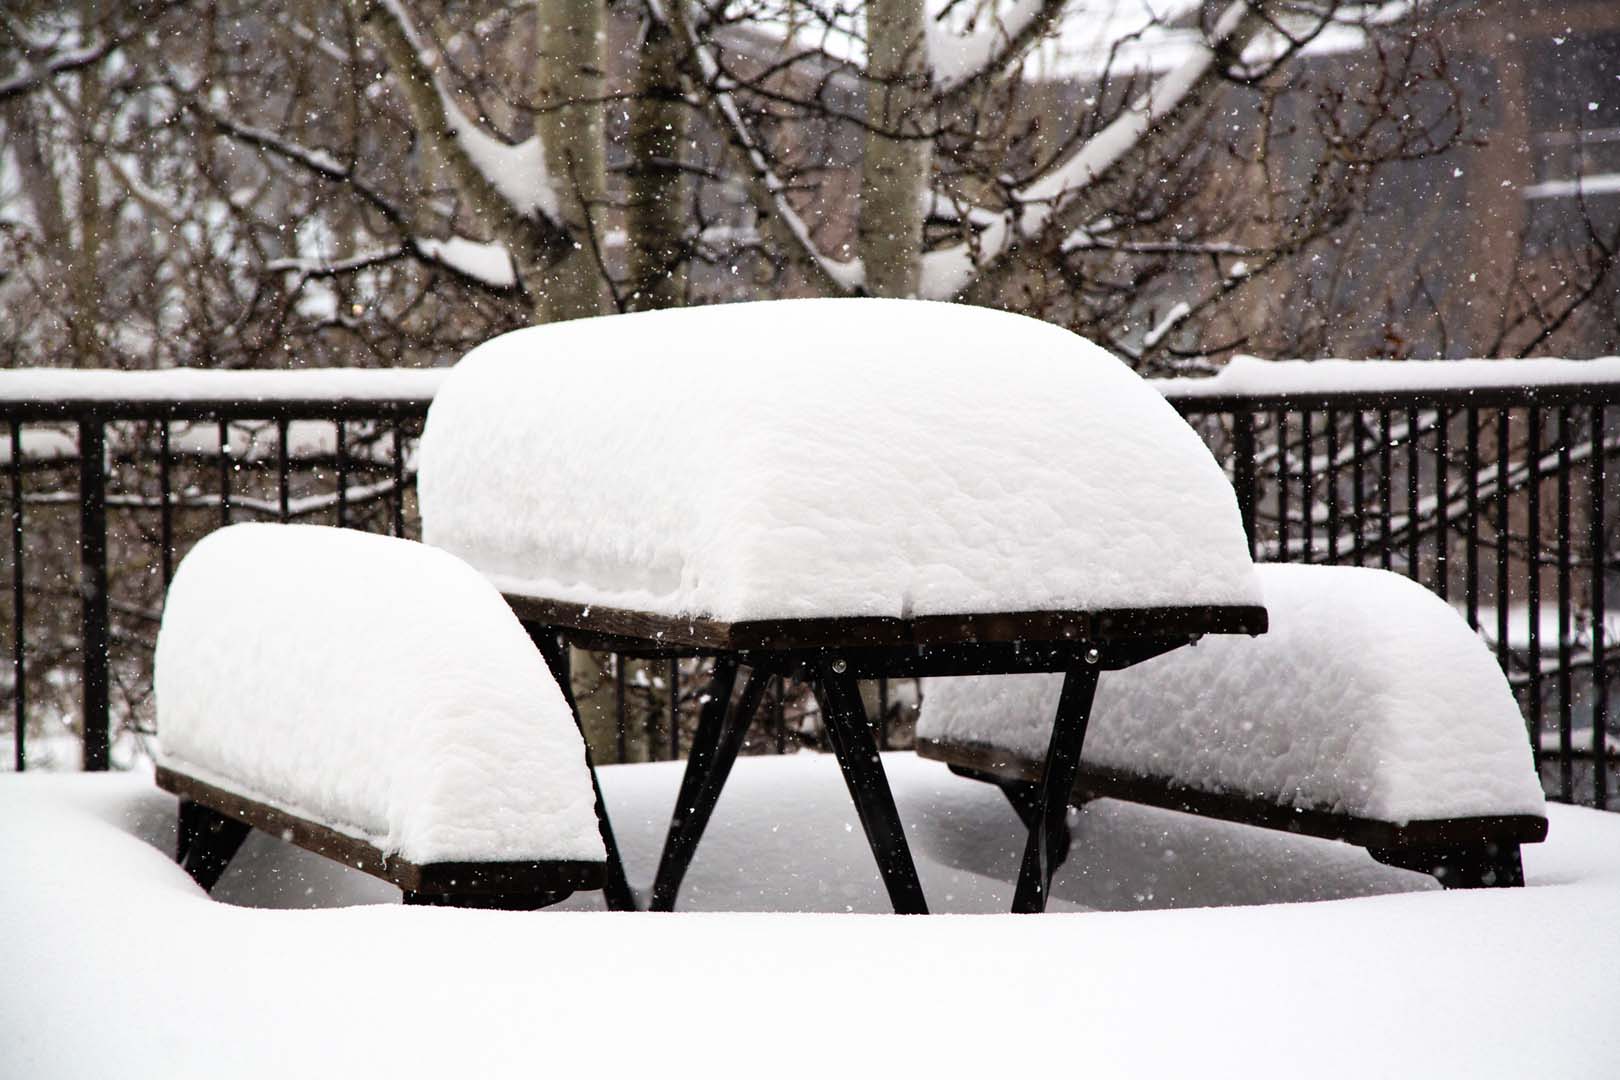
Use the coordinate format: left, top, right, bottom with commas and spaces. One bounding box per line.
534, 0, 609, 321
625, 15, 688, 311
70, 10, 103, 367
858, 0, 929, 298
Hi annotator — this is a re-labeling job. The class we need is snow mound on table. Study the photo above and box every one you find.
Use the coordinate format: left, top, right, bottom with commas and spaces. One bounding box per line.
153, 524, 604, 865
418, 298, 1259, 622
919, 564, 1547, 822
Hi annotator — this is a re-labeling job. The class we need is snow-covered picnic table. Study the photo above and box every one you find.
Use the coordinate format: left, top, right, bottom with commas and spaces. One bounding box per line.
418, 298, 1266, 913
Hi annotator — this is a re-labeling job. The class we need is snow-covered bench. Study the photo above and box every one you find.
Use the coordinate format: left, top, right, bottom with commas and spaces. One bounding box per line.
918, 564, 1549, 889
152, 524, 608, 908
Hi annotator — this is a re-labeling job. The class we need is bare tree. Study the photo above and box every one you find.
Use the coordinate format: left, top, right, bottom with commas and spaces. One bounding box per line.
6, 0, 1620, 764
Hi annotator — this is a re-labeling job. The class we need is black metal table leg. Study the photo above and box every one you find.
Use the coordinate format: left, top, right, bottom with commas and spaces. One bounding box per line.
1011, 663, 1101, 914
529, 627, 638, 912
648, 659, 747, 911
815, 664, 929, 915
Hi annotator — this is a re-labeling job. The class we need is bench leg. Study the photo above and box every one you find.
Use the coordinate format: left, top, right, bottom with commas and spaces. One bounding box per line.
1369, 843, 1526, 888
176, 798, 250, 893
814, 664, 929, 915
529, 627, 638, 912
1012, 664, 1101, 914
942, 764, 1077, 873
650, 662, 774, 912
997, 779, 1073, 875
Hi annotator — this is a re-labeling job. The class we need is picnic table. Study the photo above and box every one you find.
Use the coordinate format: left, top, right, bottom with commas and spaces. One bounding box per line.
417, 298, 1267, 914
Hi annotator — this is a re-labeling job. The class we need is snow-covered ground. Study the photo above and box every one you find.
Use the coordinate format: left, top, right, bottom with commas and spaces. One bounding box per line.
4, 753, 1619, 1078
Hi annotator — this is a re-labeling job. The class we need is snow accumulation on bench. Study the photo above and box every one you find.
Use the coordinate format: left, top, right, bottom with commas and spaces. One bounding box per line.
418, 298, 1261, 622
1159, 353, 1620, 399
0, 367, 445, 403
919, 564, 1547, 822
153, 524, 604, 865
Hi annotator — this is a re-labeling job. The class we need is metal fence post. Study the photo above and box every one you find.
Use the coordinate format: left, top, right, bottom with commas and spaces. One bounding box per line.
1232, 412, 1258, 556
78, 418, 109, 771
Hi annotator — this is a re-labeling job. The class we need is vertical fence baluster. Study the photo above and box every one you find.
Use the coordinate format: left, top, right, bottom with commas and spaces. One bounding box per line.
158, 422, 173, 588
878, 676, 890, 749
1435, 408, 1450, 600
277, 418, 291, 523
78, 419, 109, 772
1466, 406, 1480, 630
642, 662, 659, 762
1326, 409, 1340, 564
773, 673, 786, 754
1406, 407, 1420, 577
392, 422, 405, 537
1379, 407, 1393, 571
1352, 412, 1366, 565
10, 421, 25, 772
335, 420, 348, 529
1275, 411, 1288, 563
1497, 410, 1512, 675
218, 419, 231, 528
1591, 406, 1608, 810
615, 653, 627, 763
1301, 411, 1314, 561
669, 657, 680, 759
1232, 412, 1257, 557
1558, 406, 1574, 801
1527, 408, 1543, 770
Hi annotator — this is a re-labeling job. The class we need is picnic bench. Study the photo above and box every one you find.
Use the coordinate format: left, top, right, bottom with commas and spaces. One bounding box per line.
918, 564, 1550, 890
417, 297, 1269, 914
152, 524, 610, 909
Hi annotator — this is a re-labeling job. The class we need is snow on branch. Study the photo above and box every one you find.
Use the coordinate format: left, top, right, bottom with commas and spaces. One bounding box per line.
928, 0, 1068, 97
651, 0, 864, 296
0, 40, 111, 101
0, 33, 114, 103
411, 236, 517, 288
267, 246, 408, 277
1142, 301, 1192, 349
191, 103, 351, 182
921, 0, 1265, 301
373, 0, 558, 222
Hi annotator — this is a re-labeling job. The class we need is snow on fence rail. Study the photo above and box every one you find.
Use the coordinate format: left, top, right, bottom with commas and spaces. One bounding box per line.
1, 361, 1616, 808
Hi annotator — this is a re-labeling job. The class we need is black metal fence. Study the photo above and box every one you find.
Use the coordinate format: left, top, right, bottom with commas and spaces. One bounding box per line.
3, 368, 1616, 808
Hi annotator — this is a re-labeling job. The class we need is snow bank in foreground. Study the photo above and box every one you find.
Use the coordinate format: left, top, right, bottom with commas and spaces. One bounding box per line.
154, 524, 603, 864
2, 764, 1617, 1079
920, 564, 1546, 822
419, 299, 1260, 621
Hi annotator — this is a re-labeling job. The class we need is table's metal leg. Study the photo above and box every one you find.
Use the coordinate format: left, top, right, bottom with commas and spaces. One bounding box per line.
814, 664, 929, 915
1011, 663, 1100, 914
648, 659, 750, 911
529, 628, 638, 912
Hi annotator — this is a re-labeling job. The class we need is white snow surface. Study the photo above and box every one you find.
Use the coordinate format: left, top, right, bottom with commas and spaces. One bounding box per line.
4, 760, 1619, 1079
0, 366, 445, 402
153, 524, 603, 864
418, 299, 1260, 622
1161, 353, 1620, 398
919, 564, 1547, 822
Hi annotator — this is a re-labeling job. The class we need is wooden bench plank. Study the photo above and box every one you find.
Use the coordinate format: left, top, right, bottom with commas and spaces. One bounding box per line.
157, 766, 605, 902
917, 736, 1549, 853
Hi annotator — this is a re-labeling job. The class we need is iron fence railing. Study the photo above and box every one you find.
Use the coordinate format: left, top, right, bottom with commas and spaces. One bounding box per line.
3, 363, 1617, 809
